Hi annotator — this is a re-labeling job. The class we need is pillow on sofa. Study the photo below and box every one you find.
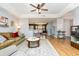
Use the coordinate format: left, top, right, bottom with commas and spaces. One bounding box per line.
2, 35, 9, 40
1, 33, 12, 38
12, 32, 19, 38
0, 35, 6, 43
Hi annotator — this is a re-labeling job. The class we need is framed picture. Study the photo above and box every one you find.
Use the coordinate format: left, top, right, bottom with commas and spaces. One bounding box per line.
0, 16, 8, 27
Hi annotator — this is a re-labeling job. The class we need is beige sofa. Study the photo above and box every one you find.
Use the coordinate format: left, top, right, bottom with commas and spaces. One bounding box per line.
0, 32, 25, 56
0, 45, 17, 56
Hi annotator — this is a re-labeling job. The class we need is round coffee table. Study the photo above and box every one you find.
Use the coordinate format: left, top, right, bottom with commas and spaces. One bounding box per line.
27, 37, 40, 48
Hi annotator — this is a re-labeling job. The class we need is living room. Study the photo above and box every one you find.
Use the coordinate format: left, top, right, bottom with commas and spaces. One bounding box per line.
0, 3, 79, 56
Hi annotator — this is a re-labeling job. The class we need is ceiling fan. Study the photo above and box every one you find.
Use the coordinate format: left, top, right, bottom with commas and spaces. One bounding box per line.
30, 3, 48, 14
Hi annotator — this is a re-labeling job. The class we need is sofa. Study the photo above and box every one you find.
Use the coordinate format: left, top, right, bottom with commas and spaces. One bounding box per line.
0, 45, 17, 56
0, 32, 25, 56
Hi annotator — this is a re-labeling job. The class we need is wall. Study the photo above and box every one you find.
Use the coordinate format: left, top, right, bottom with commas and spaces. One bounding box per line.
73, 6, 79, 25
47, 22, 52, 35
63, 12, 73, 36
18, 18, 29, 36
57, 17, 64, 31
64, 19, 72, 36
0, 7, 17, 32
46, 19, 57, 36
55, 17, 64, 37
56, 14, 73, 37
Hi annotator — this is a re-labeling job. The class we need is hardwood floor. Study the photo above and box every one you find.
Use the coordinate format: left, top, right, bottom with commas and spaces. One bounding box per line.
47, 36, 79, 56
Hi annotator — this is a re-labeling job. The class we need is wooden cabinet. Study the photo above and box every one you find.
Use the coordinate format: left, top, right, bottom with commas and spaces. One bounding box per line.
71, 41, 79, 49
71, 25, 79, 49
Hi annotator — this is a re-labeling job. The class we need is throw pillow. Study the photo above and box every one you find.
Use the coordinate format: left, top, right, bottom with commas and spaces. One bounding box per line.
0, 35, 7, 43
12, 32, 19, 38
2, 35, 9, 40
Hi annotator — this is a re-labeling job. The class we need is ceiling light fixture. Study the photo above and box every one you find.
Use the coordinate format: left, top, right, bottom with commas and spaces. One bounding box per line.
30, 3, 48, 14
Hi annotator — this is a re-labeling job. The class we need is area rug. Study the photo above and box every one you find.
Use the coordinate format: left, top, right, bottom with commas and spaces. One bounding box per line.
12, 38, 59, 56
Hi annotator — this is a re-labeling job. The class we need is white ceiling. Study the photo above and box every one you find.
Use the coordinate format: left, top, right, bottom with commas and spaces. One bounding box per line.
0, 3, 79, 17
0, 3, 79, 18
0, 3, 79, 23
8, 3, 68, 14
0, 3, 70, 16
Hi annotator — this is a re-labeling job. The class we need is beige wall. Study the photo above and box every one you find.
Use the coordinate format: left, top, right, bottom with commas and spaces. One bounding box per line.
64, 19, 73, 36
56, 13, 73, 36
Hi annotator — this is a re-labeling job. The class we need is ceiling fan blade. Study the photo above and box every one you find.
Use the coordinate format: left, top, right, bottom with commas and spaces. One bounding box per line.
41, 9, 48, 11
37, 4, 41, 9
30, 4, 37, 8
31, 9, 36, 12
41, 3, 45, 7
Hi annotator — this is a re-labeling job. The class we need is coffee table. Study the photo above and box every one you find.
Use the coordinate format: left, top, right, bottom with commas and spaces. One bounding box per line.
27, 37, 40, 48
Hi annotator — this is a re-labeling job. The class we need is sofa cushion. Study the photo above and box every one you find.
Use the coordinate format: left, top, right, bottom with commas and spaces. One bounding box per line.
2, 35, 9, 40
0, 35, 7, 43
12, 38, 25, 46
9, 37, 20, 41
0, 40, 15, 49
1, 33, 12, 38
12, 32, 19, 38
14, 37, 20, 41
